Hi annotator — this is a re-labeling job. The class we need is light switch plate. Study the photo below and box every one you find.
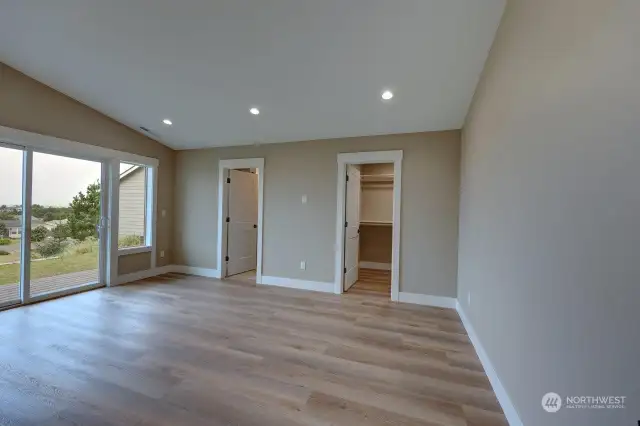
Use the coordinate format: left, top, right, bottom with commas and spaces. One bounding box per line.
301, 195, 307, 204
160, 250, 165, 258
300, 261, 306, 270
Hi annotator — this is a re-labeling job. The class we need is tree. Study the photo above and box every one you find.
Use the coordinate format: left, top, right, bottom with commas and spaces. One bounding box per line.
51, 223, 71, 241
68, 182, 101, 241
0, 211, 16, 220
31, 226, 48, 242
0, 223, 8, 238
34, 239, 67, 258
31, 204, 45, 218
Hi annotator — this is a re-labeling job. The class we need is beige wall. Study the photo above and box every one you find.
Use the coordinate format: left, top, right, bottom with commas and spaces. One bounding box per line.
359, 226, 392, 264
0, 63, 175, 274
175, 131, 460, 297
359, 162, 393, 264
361, 163, 394, 175
458, 1, 639, 425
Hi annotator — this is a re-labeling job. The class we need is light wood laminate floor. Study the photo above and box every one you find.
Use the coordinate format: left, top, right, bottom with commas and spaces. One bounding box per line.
0, 273, 507, 426
347, 268, 391, 297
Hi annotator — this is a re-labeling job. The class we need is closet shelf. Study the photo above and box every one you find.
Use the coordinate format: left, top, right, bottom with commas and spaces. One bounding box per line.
361, 174, 394, 183
360, 220, 392, 227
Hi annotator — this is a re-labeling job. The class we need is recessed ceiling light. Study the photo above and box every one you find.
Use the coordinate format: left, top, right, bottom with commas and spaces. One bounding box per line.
250, 107, 260, 115
381, 90, 394, 101
162, 119, 173, 126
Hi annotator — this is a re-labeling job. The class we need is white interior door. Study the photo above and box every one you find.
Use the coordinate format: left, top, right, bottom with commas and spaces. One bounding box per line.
226, 169, 259, 277
344, 165, 361, 290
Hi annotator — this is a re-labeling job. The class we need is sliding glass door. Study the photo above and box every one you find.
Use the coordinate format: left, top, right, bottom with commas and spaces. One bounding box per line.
0, 144, 24, 308
0, 143, 107, 308
29, 152, 105, 298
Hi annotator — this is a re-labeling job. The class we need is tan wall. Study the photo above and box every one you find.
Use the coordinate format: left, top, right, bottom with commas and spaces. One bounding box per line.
361, 163, 394, 176
0, 63, 175, 274
175, 131, 460, 297
359, 162, 393, 264
458, 1, 639, 425
359, 226, 392, 264
118, 252, 152, 276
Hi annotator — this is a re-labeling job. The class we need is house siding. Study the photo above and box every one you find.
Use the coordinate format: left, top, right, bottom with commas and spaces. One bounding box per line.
119, 168, 146, 238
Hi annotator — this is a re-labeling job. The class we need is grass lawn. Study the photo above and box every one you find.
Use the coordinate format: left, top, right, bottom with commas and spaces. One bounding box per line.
0, 240, 99, 286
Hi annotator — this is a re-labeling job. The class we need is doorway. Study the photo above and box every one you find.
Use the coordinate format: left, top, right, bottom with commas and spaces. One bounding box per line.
346, 163, 394, 296
334, 151, 402, 301
216, 158, 264, 284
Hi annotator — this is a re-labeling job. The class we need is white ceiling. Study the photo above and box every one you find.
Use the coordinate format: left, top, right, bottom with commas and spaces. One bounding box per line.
0, 0, 505, 150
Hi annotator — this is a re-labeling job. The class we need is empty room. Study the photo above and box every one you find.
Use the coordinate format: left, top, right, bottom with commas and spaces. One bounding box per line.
0, 1, 637, 425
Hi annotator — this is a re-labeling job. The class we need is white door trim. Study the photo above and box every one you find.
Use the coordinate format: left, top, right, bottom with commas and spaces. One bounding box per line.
334, 151, 403, 301
217, 158, 265, 284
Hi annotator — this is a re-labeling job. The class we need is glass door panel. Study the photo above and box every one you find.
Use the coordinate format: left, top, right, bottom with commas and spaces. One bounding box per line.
30, 152, 103, 298
0, 145, 24, 307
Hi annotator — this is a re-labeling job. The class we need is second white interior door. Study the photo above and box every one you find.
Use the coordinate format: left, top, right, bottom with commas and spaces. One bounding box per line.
344, 164, 361, 290
226, 169, 259, 277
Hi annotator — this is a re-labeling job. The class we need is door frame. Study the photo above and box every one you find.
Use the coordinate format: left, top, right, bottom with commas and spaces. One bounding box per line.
216, 158, 265, 283
334, 151, 403, 300
0, 125, 159, 310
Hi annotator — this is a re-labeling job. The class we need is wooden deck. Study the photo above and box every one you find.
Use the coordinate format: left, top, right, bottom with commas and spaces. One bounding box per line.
0, 269, 99, 304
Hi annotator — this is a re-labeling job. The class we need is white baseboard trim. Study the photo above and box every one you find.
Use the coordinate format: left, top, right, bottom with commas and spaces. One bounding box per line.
117, 265, 174, 285
398, 292, 457, 309
456, 301, 523, 426
359, 261, 392, 271
171, 265, 221, 279
261, 276, 334, 293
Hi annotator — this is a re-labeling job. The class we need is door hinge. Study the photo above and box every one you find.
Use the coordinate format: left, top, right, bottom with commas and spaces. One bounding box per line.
346, 174, 349, 182
225, 256, 229, 262
253, 224, 257, 228
344, 267, 347, 274
226, 217, 230, 223
345, 221, 348, 228
227, 177, 231, 183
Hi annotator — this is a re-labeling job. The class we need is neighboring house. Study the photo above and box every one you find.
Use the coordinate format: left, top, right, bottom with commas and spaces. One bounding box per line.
0, 217, 45, 239
119, 165, 146, 240
43, 218, 68, 231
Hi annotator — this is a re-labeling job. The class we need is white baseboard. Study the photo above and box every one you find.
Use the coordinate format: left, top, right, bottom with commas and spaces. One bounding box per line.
117, 265, 174, 285
261, 276, 334, 293
398, 292, 457, 309
171, 265, 221, 279
359, 261, 392, 271
456, 301, 523, 426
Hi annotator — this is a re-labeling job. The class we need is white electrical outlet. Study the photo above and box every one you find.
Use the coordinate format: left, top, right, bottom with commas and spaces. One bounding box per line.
300, 261, 306, 270
301, 195, 307, 204
161, 209, 166, 218
468, 292, 471, 306
160, 250, 165, 258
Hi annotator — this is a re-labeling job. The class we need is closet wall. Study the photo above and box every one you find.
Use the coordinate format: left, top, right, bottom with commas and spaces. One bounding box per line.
359, 163, 393, 266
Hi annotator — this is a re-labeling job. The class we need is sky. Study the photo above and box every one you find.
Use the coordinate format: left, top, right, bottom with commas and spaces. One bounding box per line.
1, 146, 131, 207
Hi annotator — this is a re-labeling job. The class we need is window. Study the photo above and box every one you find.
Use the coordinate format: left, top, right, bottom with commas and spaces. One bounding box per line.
118, 162, 153, 251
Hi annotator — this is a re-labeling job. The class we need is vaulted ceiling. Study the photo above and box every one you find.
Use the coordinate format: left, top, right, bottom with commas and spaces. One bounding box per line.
0, 0, 505, 149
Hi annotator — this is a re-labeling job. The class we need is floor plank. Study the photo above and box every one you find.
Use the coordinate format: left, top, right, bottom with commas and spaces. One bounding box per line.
348, 268, 391, 297
0, 273, 506, 425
